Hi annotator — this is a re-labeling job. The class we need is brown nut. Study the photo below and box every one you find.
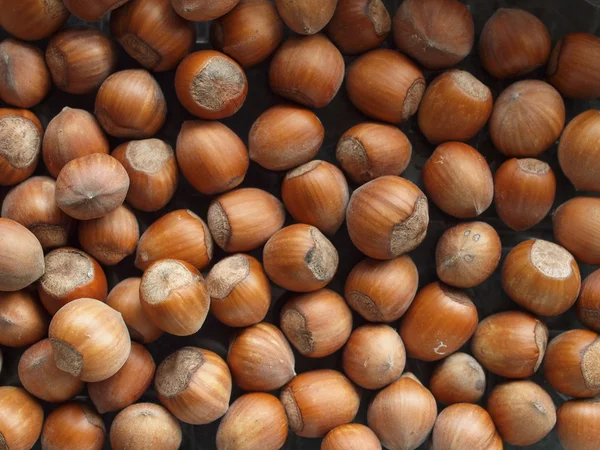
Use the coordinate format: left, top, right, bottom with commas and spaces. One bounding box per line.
346, 49, 425, 123
0, 108, 42, 186
41, 402, 105, 450
63, 0, 133, 21
171, 0, 240, 21
576, 269, 600, 333
347, 175, 429, 259
556, 398, 600, 450
322, 423, 382, 450
275, 0, 336, 35
0, 290, 48, 347
431, 403, 499, 450
0, 0, 68, 41
0, 387, 44, 450
554, 197, 600, 264
430, 352, 486, 405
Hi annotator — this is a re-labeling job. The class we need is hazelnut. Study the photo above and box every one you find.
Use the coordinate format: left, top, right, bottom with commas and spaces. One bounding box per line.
171, 0, 240, 21
0, 387, 44, 450
553, 197, 600, 264
430, 352, 486, 405
576, 269, 600, 333
322, 424, 382, 450
0, 290, 48, 347
0, 0, 68, 41
557, 398, 600, 450
63, 0, 132, 21
0, 108, 42, 186
275, 0, 337, 35
431, 403, 500, 450
41, 403, 105, 450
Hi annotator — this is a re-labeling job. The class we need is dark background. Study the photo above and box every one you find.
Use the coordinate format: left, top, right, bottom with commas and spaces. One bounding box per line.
1, 0, 600, 448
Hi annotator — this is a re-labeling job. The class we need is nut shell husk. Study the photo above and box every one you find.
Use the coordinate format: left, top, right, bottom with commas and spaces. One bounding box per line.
479, 8, 551, 79
0, 290, 48, 347
471, 310, 548, 378
110, 403, 182, 450
502, 239, 581, 316
155, 347, 232, 425
346, 176, 429, 259
344, 255, 418, 322
558, 110, 600, 192
418, 70, 492, 144
423, 142, 493, 219
1, 176, 73, 250
399, 282, 478, 361
0, 386, 44, 450
135, 209, 213, 270
346, 49, 425, 123
548, 32, 600, 99
544, 329, 600, 398
41, 402, 106, 450
228, 322, 296, 391
269, 34, 344, 108
263, 224, 339, 292
280, 370, 360, 438
0, 218, 45, 292
436, 221, 501, 288
392, 0, 474, 69
281, 289, 353, 358
0, 108, 42, 186
367, 375, 437, 450
216, 393, 288, 450
494, 158, 556, 231
554, 197, 600, 264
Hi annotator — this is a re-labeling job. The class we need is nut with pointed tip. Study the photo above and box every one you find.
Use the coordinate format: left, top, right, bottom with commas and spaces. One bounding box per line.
0, 0, 68, 41
112, 139, 178, 212
88, 342, 155, 414
0, 218, 45, 292
95, 69, 167, 139
78, 205, 139, 266
0, 387, 44, 450
502, 239, 581, 316
275, 0, 336, 35
494, 158, 556, 231
210, 0, 284, 68
471, 311, 548, 379
0, 108, 42, 186
42, 403, 106, 450
140, 259, 210, 336
418, 70, 492, 144
38, 247, 108, 316
282, 160, 349, 235
490, 80, 565, 157
342, 324, 405, 389
46, 27, 118, 95
431, 403, 499, 450
0, 290, 48, 347
346, 175, 429, 259
136, 209, 213, 271
280, 370, 360, 438
479, 8, 551, 79
322, 423, 382, 450
0, 39, 51, 108
207, 254, 271, 328
544, 329, 600, 398
249, 104, 324, 171
171, 0, 240, 21
63, 0, 131, 21
175, 50, 247, 120
336, 122, 412, 184
326, 0, 390, 54
548, 32, 600, 99
423, 142, 493, 219
227, 322, 296, 391
208, 188, 285, 253
110, 403, 182, 450
269, 34, 344, 108
263, 224, 339, 292
18, 339, 85, 403
1, 176, 73, 250
176, 120, 248, 195
393, 0, 474, 69
111, 0, 195, 72
400, 282, 478, 362
346, 49, 425, 123
487, 380, 556, 446
55, 154, 130, 220
576, 270, 600, 333
155, 347, 232, 425
344, 255, 418, 322
558, 110, 600, 192
367, 374, 437, 450
554, 197, 600, 265
106, 278, 163, 344
430, 352, 485, 405
436, 221, 501, 288
48, 298, 131, 382
557, 398, 600, 450
43, 108, 110, 178
281, 289, 353, 358
216, 393, 288, 450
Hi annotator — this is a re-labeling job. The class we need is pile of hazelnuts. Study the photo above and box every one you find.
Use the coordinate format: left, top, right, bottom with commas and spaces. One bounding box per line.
0, 0, 599, 449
